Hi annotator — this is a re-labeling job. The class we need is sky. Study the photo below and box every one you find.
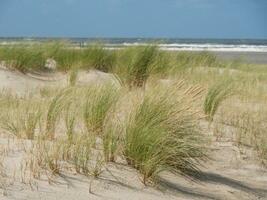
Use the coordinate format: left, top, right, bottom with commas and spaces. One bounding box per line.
0, 0, 266, 39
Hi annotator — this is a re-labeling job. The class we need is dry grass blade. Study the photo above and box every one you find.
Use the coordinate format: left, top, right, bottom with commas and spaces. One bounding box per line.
204, 79, 234, 122
46, 87, 75, 139
83, 83, 121, 135
103, 82, 206, 184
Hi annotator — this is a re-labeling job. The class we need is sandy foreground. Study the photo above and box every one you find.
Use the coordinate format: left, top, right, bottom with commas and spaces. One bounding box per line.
0, 68, 267, 200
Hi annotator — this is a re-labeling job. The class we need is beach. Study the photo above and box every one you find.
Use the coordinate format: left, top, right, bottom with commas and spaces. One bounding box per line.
0, 43, 267, 200
1, 0, 266, 198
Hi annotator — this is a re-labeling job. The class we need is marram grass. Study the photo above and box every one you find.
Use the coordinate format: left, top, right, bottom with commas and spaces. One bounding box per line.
0, 96, 43, 139
204, 79, 234, 122
2, 42, 267, 185
46, 87, 75, 139
115, 45, 158, 88
103, 82, 206, 184
83, 82, 121, 135
82, 44, 117, 72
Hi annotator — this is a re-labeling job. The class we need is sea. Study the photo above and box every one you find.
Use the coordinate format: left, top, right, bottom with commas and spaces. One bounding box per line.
0, 37, 267, 52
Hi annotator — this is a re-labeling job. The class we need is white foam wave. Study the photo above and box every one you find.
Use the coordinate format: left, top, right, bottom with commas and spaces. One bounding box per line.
121, 43, 267, 52
1, 41, 267, 52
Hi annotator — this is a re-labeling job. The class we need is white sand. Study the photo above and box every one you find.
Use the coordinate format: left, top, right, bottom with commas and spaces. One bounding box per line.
0, 68, 267, 200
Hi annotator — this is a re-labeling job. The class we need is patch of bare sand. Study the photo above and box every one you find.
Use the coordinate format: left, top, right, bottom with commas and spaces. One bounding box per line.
0, 69, 266, 200
0, 68, 118, 95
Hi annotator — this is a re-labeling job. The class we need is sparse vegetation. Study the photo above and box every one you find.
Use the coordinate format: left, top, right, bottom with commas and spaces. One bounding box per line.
2, 45, 46, 73
82, 44, 117, 72
0, 96, 43, 139
121, 83, 206, 183
204, 79, 233, 122
115, 46, 158, 88
46, 88, 74, 139
83, 83, 120, 135
0, 42, 266, 192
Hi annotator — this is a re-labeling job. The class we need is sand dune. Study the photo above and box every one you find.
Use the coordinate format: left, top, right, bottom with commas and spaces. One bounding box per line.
0, 69, 267, 200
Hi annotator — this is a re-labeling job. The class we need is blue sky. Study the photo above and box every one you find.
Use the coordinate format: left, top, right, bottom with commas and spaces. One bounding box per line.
0, 0, 266, 38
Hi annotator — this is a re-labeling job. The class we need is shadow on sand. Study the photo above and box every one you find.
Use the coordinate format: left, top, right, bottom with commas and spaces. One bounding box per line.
159, 171, 267, 200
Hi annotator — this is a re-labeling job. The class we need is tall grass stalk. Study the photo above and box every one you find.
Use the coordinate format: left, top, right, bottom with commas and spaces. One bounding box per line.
82, 45, 116, 72
66, 134, 95, 175
68, 67, 79, 86
46, 88, 74, 139
4, 45, 46, 73
64, 102, 77, 141
115, 46, 158, 88
0, 98, 43, 139
204, 79, 233, 122
103, 114, 123, 162
53, 48, 81, 71
83, 83, 120, 135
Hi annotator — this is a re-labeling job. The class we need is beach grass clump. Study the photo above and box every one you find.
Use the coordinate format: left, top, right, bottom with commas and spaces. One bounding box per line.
115, 46, 158, 88
0, 98, 43, 139
64, 102, 77, 141
83, 83, 120, 135
148, 50, 172, 77
53, 48, 81, 71
46, 88, 75, 139
103, 114, 124, 162
40, 42, 63, 58
19, 102, 42, 139
26, 132, 103, 178
103, 82, 206, 183
82, 45, 116, 72
0, 105, 21, 137
26, 137, 65, 177
0, 90, 20, 135
125, 84, 205, 183
4, 45, 46, 73
204, 79, 234, 122
64, 133, 95, 175
65, 133, 104, 177
39, 41, 82, 71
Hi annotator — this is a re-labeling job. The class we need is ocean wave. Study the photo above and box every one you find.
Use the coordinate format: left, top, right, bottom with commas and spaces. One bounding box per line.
121, 43, 267, 52
1, 40, 267, 52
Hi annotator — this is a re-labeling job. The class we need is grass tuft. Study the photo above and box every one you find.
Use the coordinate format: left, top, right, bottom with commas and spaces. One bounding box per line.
83, 83, 120, 135
46, 88, 74, 139
115, 46, 158, 88
103, 82, 206, 184
83, 44, 116, 72
204, 79, 233, 122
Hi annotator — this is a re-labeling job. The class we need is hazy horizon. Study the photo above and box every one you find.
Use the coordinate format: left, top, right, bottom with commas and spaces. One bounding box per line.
1, 37, 267, 40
